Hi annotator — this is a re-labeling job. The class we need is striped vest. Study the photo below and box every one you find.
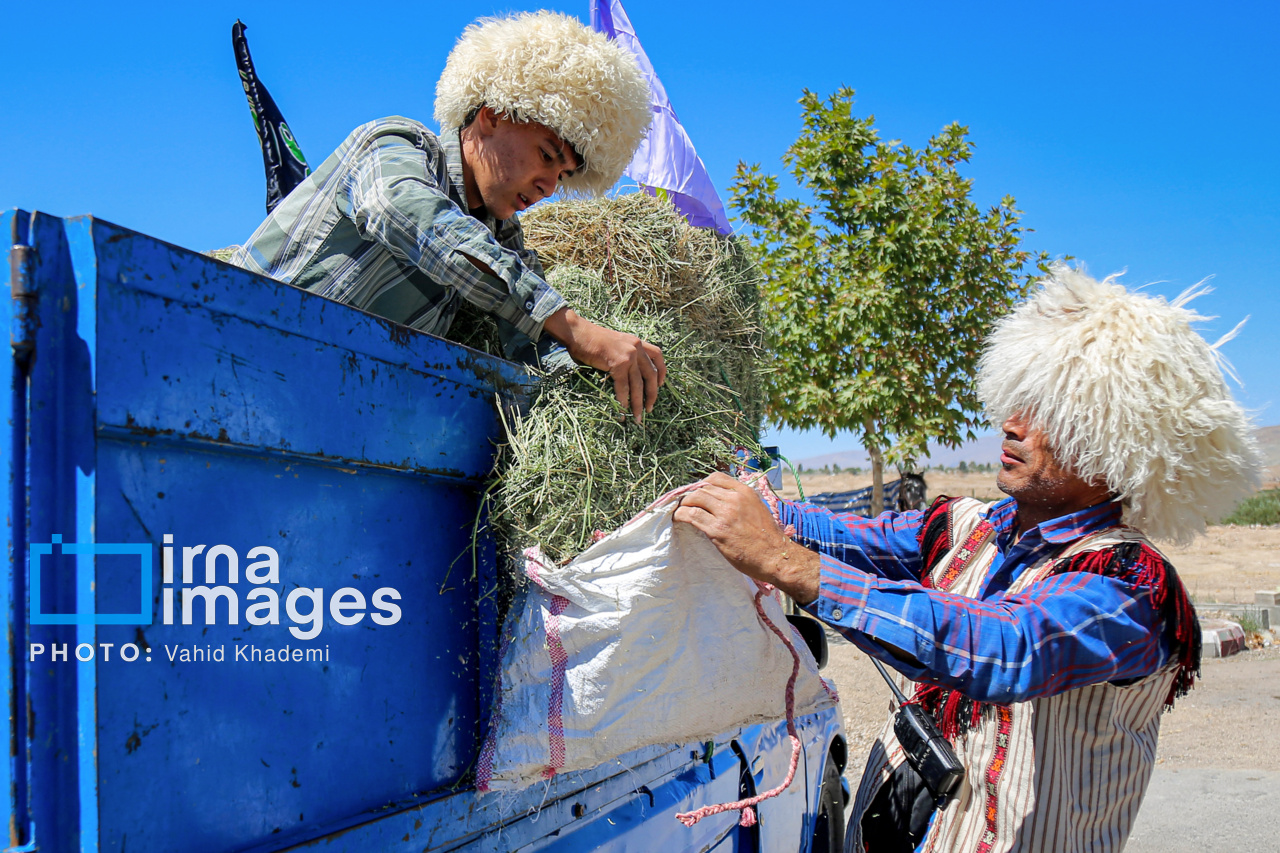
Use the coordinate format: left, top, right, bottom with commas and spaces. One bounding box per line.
849, 498, 1197, 853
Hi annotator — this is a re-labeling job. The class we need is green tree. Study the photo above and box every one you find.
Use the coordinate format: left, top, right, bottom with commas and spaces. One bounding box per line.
731, 87, 1046, 514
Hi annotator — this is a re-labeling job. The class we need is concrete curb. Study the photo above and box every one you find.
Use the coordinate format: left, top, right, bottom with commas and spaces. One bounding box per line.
1199, 618, 1246, 658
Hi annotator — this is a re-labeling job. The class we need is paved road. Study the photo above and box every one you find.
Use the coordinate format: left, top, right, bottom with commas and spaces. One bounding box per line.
1126, 768, 1280, 852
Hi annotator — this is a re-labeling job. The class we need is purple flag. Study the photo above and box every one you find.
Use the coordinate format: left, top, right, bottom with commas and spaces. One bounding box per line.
590, 0, 733, 235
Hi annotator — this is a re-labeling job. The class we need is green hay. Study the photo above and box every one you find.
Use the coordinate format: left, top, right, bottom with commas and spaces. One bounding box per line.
472, 193, 766, 565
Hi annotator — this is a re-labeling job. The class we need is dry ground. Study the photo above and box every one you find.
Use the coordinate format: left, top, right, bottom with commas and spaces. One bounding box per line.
1161, 527, 1280, 604
787, 470, 1280, 794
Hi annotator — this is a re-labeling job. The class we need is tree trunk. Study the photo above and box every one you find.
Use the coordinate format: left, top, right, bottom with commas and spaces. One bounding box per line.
868, 444, 885, 517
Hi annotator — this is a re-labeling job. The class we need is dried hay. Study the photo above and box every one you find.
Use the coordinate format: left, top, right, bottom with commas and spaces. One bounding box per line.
468, 193, 766, 565
521, 191, 759, 350
204, 247, 241, 262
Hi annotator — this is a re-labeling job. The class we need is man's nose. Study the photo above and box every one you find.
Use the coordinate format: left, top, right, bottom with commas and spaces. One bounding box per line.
1002, 414, 1029, 439
533, 168, 558, 200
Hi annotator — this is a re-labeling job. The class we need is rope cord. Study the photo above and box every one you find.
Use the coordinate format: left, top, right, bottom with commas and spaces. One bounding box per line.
674, 580, 803, 828
674, 464, 804, 828
772, 451, 806, 501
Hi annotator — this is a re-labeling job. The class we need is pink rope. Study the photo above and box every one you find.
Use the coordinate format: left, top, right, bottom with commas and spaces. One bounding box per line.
740, 471, 840, 705
675, 581, 804, 828
674, 452, 810, 828
734, 455, 796, 538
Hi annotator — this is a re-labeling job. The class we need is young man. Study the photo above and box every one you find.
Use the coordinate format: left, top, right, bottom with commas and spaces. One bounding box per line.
675, 266, 1261, 852
233, 12, 665, 422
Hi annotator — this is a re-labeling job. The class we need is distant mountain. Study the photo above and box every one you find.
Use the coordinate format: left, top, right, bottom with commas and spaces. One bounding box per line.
795, 426, 1280, 472
1257, 424, 1280, 467
793, 449, 874, 471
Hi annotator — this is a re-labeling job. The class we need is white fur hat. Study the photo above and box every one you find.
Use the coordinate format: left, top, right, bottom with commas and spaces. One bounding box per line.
434, 11, 652, 196
978, 264, 1262, 543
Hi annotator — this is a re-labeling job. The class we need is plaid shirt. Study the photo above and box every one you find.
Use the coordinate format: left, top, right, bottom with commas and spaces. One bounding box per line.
232, 117, 566, 343
781, 497, 1173, 703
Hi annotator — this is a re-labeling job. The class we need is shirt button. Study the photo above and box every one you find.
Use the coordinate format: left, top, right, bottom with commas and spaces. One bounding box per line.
525, 300, 534, 310
831, 608, 843, 620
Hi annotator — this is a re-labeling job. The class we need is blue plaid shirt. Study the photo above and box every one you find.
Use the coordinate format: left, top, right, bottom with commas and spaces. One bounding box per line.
781, 497, 1173, 703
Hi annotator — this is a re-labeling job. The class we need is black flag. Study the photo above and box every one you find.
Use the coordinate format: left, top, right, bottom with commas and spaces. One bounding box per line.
233, 20, 310, 213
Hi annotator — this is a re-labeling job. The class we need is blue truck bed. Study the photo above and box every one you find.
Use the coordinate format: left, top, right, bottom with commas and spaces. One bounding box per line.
4, 209, 845, 852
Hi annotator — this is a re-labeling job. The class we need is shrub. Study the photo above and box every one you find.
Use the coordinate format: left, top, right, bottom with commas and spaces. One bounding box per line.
1220, 488, 1280, 526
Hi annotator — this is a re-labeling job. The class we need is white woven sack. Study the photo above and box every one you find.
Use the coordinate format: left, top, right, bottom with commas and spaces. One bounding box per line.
476, 499, 837, 791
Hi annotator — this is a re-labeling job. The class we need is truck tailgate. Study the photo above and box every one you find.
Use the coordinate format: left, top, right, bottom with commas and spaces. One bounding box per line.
6, 210, 530, 852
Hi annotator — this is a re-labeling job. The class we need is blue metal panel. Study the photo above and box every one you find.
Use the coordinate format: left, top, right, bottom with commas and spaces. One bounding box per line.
744, 715, 812, 851
65, 210, 104, 853
21, 210, 95, 853
80, 218, 528, 479
4, 210, 848, 853
259, 739, 739, 852
797, 709, 846, 852
4, 213, 535, 853
76, 216, 530, 853
93, 445, 491, 850
516, 740, 744, 853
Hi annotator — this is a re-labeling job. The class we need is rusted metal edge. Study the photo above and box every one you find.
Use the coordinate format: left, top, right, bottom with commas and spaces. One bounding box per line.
9, 245, 36, 370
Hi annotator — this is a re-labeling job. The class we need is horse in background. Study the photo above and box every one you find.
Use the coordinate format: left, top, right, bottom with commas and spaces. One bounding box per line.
897, 472, 929, 512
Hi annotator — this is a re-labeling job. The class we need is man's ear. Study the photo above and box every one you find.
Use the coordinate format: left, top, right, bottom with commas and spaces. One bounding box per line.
473, 105, 501, 137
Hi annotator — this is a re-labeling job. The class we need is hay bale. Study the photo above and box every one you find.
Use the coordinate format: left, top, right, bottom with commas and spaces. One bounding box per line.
204, 246, 241, 263
522, 192, 760, 355
478, 193, 766, 564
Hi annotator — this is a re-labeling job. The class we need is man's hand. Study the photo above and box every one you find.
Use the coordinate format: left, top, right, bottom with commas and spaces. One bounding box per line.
672, 473, 821, 605
544, 307, 666, 423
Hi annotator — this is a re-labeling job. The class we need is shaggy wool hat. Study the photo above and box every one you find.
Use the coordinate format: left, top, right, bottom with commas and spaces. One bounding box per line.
977, 264, 1262, 543
434, 11, 652, 196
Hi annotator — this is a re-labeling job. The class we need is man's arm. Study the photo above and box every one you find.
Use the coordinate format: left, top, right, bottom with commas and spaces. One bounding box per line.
674, 473, 1172, 703
341, 135, 665, 422
803, 554, 1171, 703
778, 496, 927, 584
672, 473, 924, 600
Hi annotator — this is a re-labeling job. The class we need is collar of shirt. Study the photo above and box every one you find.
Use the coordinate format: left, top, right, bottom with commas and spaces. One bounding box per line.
439, 127, 500, 234
979, 496, 1123, 592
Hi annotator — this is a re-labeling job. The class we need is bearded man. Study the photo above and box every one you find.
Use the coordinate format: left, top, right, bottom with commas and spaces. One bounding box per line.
234, 12, 664, 422
675, 266, 1261, 852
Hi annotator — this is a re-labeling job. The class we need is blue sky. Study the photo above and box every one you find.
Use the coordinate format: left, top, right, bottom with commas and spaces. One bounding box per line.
3, 1, 1276, 462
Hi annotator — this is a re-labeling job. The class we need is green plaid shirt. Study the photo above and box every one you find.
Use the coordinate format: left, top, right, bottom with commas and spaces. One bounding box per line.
232, 116, 566, 343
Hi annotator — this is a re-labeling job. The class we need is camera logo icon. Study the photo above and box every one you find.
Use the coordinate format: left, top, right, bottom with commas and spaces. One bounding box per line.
29, 535, 153, 625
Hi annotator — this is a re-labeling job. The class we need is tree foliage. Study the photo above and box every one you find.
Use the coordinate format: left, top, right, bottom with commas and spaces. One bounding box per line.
731, 87, 1047, 511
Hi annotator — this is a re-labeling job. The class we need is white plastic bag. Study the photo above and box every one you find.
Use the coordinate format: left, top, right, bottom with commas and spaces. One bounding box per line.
477, 498, 837, 791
